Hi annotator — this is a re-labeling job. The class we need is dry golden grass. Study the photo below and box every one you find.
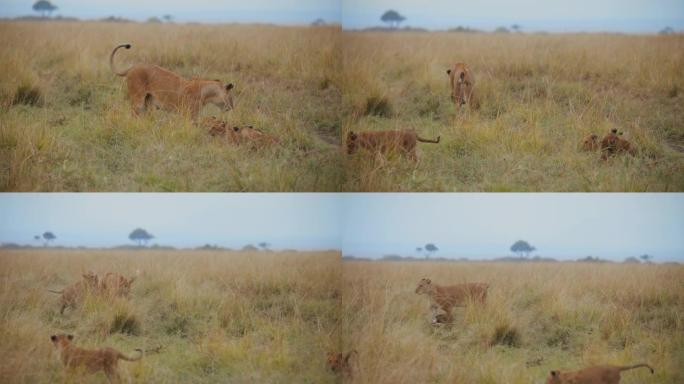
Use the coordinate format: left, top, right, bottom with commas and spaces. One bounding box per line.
340, 32, 684, 191
0, 21, 342, 191
342, 261, 684, 383
0, 249, 341, 383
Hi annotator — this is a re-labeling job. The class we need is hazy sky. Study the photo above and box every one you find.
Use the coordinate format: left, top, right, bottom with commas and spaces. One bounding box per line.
341, 194, 684, 262
0, 193, 341, 249
0, 0, 340, 23
343, 0, 684, 32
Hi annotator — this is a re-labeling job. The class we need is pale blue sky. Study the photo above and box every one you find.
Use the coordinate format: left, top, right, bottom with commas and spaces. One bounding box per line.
343, 0, 684, 32
341, 194, 684, 262
0, 193, 341, 249
0, 0, 340, 24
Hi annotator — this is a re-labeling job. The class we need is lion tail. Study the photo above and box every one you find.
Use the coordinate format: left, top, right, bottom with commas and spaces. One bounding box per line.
618, 364, 654, 374
417, 135, 440, 144
118, 349, 143, 362
110, 44, 132, 77
46, 289, 63, 294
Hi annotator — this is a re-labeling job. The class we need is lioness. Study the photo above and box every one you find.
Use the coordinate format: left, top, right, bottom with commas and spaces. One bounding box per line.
110, 44, 235, 118
600, 129, 636, 160
51, 334, 142, 382
346, 130, 440, 160
101, 272, 136, 298
546, 364, 654, 384
327, 350, 357, 378
48, 271, 100, 314
447, 63, 477, 108
581, 134, 600, 152
415, 278, 489, 323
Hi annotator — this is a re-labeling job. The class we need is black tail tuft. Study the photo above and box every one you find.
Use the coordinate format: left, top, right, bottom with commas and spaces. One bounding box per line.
124, 44, 131, 49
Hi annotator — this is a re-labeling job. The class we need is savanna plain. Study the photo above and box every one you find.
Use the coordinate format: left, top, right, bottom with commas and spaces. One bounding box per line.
0, 249, 341, 383
341, 32, 684, 191
0, 22, 342, 191
342, 261, 684, 383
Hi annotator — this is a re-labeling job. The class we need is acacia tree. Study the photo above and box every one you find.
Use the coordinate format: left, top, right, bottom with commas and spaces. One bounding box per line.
258, 242, 271, 251
380, 10, 406, 29
42, 231, 56, 246
424, 243, 438, 259
129, 228, 154, 246
639, 254, 653, 263
510, 240, 535, 258
33, 1, 58, 17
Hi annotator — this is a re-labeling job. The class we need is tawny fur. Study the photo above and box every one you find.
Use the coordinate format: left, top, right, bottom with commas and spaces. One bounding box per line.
232, 125, 281, 149
110, 44, 235, 118
447, 63, 478, 109
327, 350, 357, 378
581, 134, 600, 152
415, 278, 489, 323
600, 129, 636, 160
100, 272, 136, 298
50, 334, 142, 382
546, 364, 654, 384
48, 271, 100, 314
346, 130, 440, 160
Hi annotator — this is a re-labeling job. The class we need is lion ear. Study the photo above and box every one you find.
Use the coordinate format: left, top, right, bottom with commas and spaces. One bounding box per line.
67, 334, 74, 340
550, 371, 558, 377
226, 83, 234, 91
446, 69, 451, 75
233, 127, 240, 132
50, 335, 57, 341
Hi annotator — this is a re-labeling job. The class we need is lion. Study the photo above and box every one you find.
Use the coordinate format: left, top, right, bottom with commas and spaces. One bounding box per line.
346, 130, 440, 160
581, 134, 600, 151
50, 334, 142, 382
327, 350, 357, 378
110, 44, 235, 118
100, 272, 136, 298
600, 129, 636, 160
447, 63, 477, 108
47, 271, 100, 314
546, 364, 654, 384
231, 125, 281, 149
415, 278, 489, 323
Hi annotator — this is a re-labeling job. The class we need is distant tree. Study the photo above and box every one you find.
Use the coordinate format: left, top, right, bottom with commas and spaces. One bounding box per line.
258, 242, 271, 251
624, 256, 641, 263
242, 244, 258, 252
510, 240, 535, 258
380, 10, 406, 29
659, 26, 675, 35
128, 228, 154, 246
311, 18, 326, 27
639, 254, 653, 263
34, 235, 41, 244
416, 246, 422, 256
162, 14, 173, 23
42, 231, 56, 246
511, 24, 522, 33
494, 26, 510, 33
424, 243, 438, 259
33, 1, 58, 18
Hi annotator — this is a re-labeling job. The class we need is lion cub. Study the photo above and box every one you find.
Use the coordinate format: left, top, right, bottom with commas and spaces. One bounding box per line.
110, 44, 235, 118
51, 334, 142, 382
447, 63, 477, 108
546, 364, 654, 384
580, 134, 600, 152
327, 350, 357, 378
346, 130, 440, 160
600, 129, 636, 160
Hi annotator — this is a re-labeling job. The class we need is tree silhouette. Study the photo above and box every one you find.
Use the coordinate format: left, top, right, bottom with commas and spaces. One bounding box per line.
33, 1, 58, 17
258, 242, 271, 251
511, 24, 522, 33
129, 228, 154, 246
659, 26, 674, 35
510, 240, 535, 258
162, 14, 173, 22
381, 10, 406, 29
639, 254, 653, 263
42, 231, 56, 246
424, 243, 438, 259
34, 235, 41, 244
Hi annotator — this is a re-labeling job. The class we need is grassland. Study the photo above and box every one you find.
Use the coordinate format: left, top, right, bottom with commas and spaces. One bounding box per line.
0, 22, 342, 191
340, 32, 684, 191
0, 249, 341, 383
341, 261, 684, 383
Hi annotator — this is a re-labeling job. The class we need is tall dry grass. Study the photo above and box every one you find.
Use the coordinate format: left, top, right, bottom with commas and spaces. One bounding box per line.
340, 32, 684, 191
0, 22, 343, 191
342, 261, 684, 383
0, 249, 341, 383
